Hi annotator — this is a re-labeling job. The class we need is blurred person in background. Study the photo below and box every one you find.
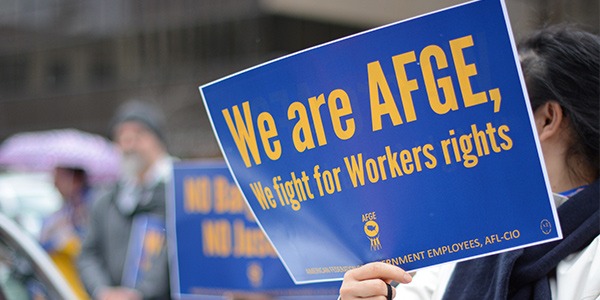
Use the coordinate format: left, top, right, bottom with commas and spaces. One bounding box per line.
40, 166, 92, 299
78, 100, 172, 300
339, 24, 599, 300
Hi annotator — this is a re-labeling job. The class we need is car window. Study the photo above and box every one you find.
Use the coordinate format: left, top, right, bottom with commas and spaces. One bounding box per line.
0, 237, 58, 300
0, 171, 62, 238
0, 213, 76, 300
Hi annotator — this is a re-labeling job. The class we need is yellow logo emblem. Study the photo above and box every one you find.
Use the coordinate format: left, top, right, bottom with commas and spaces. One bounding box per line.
247, 262, 263, 287
362, 212, 381, 251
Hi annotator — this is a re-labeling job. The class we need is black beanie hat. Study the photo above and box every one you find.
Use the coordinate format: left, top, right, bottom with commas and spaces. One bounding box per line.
110, 100, 167, 146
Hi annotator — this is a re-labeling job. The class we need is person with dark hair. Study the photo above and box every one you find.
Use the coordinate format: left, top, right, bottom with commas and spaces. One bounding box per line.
339, 24, 599, 300
77, 100, 173, 300
40, 166, 91, 299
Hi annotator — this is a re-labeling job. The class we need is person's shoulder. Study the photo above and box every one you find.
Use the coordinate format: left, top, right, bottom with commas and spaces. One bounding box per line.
557, 234, 600, 279
88, 183, 119, 209
564, 234, 600, 262
555, 235, 600, 299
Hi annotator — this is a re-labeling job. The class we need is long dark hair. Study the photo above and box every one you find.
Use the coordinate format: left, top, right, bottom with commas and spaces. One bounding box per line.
518, 24, 600, 182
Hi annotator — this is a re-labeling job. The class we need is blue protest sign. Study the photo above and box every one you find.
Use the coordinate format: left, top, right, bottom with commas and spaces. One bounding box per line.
167, 161, 340, 298
122, 214, 166, 289
199, 0, 560, 283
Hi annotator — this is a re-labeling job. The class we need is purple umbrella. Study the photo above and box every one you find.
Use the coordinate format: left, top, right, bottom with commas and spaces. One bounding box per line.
0, 129, 121, 184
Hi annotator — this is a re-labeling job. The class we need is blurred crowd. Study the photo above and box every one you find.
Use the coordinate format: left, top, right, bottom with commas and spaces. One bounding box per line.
0, 100, 173, 300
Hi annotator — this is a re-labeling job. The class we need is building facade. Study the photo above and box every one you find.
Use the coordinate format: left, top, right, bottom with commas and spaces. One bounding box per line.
0, 0, 597, 158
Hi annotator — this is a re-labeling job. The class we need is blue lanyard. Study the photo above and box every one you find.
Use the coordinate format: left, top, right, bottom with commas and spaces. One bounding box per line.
558, 185, 587, 198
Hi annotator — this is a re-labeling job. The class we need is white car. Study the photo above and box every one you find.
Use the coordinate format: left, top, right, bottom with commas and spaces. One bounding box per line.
0, 212, 78, 299
0, 171, 62, 238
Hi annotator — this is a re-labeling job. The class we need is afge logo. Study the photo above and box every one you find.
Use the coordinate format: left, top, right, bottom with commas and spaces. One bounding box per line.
247, 262, 263, 287
362, 212, 381, 251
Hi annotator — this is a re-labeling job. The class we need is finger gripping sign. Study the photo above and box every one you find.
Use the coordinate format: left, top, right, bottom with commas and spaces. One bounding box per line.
199, 0, 561, 284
